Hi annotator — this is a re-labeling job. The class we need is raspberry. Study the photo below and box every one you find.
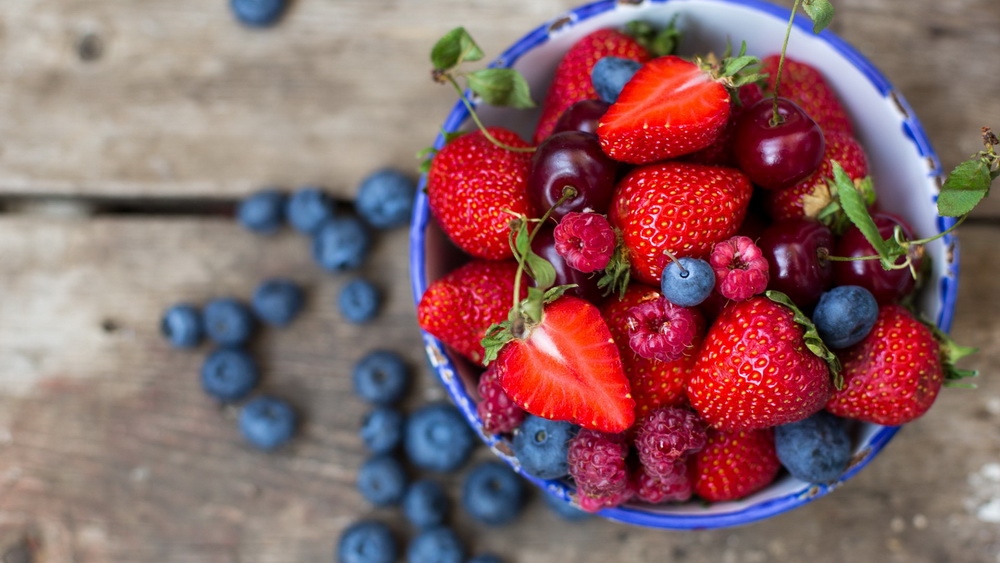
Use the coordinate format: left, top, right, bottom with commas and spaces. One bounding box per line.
633, 407, 707, 479
553, 212, 616, 273
625, 297, 700, 362
577, 480, 635, 513
710, 235, 769, 301
567, 429, 630, 504
476, 363, 526, 435
632, 462, 692, 504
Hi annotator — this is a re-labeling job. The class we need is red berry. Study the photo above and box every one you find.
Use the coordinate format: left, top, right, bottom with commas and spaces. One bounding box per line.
552, 99, 611, 136
632, 407, 707, 480
709, 235, 769, 301
528, 131, 619, 220
831, 213, 920, 304
567, 429, 631, 510
530, 226, 604, 304
761, 55, 854, 136
553, 212, 617, 273
756, 218, 835, 309
632, 461, 693, 504
476, 363, 526, 435
625, 297, 700, 363
692, 428, 781, 502
732, 97, 826, 190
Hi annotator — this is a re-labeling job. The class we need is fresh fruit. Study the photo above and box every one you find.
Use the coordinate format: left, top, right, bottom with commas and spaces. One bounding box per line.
528, 131, 618, 220
403, 479, 450, 529
660, 257, 716, 308
417, 259, 525, 364
625, 296, 701, 363
825, 305, 944, 426
237, 188, 286, 234
756, 218, 835, 309
567, 429, 632, 511
251, 278, 304, 327
609, 161, 753, 286
760, 54, 854, 135
360, 406, 405, 454
774, 410, 852, 483
461, 461, 526, 526
427, 127, 534, 260
692, 428, 781, 502
352, 350, 410, 406
238, 395, 297, 450
551, 99, 611, 136
632, 462, 693, 504
632, 407, 707, 479
357, 453, 409, 507
591, 56, 643, 103
312, 215, 373, 272
161, 303, 204, 349
553, 212, 616, 273
831, 212, 921, 304
405, 403, 476, 472
286, 186, 334, 234
339, 278, 381, 323
337, 520, 398, 563
732, 97, 826, 190
533, 28, 651, 144
510, 414, 579, 480
709, 235, 770, 301
229, 0, 288, 27
355, 168, 416, 230
687, 295, 833, 431
202, 297, 255, 346
477, 363, 526, 435
812, 285, 879, 349
407, 526, 465, 563
683, 82, 766, 167
200, 347, 260, 402
530, 227, 604, 303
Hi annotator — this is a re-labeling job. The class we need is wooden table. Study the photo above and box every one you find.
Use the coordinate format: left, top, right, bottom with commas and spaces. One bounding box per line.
1, 0, 999, 561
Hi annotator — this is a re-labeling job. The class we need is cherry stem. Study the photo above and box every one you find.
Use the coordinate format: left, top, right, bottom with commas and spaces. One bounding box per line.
445, 74, 536, 154
771, 0, 803, 127
509, 186, 578, 312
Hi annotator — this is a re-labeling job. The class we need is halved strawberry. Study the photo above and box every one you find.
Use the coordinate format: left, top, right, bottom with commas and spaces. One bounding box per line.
492, 296, 634, 433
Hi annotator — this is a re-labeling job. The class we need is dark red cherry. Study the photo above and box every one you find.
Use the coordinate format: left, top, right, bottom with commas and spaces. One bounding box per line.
530, 226, 604, 304
832, 213, 920, 304
733, 97, 826, 190
551, 99, 611, 136
757, 218, 835, 309
528, 130, 618, 220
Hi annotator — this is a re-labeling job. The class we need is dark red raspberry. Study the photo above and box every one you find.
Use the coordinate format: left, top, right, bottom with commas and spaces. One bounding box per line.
710, 235, 769, 301
553, 212, 616, 273
577, 479, 635, 513
633, 407, 708, 480
632, 461, 693, 504
625, 296, 700, 362
476, 363, 526, 435
567, 429, 630, 506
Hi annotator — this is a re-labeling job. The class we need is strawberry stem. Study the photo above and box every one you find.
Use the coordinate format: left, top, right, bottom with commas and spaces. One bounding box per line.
445, 75, 536, 154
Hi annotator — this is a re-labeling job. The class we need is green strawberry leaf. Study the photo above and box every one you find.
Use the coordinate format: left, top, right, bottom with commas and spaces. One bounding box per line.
626, 16, 682, 57
597, 232, 631, 299
431, 27, 485, 71
466, 68, 536, 109
543, 284, 578, 303
923, 321, 980, 386
766, 290, 843, 389
803, 0, 835, 34
481, 320, 514, 365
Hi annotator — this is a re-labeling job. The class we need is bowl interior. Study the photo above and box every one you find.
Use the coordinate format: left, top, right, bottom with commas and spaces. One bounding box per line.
409, 0, 958, 529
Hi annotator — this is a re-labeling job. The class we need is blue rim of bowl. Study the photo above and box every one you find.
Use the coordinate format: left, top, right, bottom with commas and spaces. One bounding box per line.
409, 0, 958, 529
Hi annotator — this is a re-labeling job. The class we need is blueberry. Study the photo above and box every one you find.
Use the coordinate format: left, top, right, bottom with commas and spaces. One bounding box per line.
312, 215, 372, 272
353, 350, 409, 406
229, 0, 289, 27
510, 415, 579, 479
356, 168, 416, 230
202, 297, 255, 346
660, 257, 716, 307
402, 479, 449, 529
239, 395, 296, 450
357, 454, 408, 507
405, 403, 475, 472
406, 526, 464, 563
237, 188, 286, 234
812, 285, 879, 348
339, 278, 381, 323
200, 347, 260, 402
462, 461, 525, 526
360, 406, 404, 454
591, 56, 643, 103
337, 520, 397, 563
252, 278, 304, 327
468, 555, 504, 563
541, 490, 591, 521
161, 303, 203, 348
775, 410, 852, 483
286, 186, 334, 234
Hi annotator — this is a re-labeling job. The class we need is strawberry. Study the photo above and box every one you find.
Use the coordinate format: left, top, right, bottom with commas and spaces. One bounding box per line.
686, 295, 834, 431
600, 284, 702, 419
533, 28, 651, 144
417, 260, 526, 364
825, 305, 959, 426
490, 295, 634, 433
691, 427, 780, 502
761, 54, 854, 136
426, 127, 533, 260
608, 161, 753, 286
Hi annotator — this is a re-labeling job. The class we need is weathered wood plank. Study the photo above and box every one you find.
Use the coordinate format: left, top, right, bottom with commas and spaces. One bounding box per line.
0, 217, 997, 562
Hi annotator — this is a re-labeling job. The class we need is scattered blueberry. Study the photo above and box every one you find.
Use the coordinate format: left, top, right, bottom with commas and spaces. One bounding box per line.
541, 490, 591, 521
200, 347, 260, 402
405, 403, 475, 472
312, 215, 372, 272
461, 461, 525, 526
229, 0, 289, 27
286, 186, 334, 234
468, 555, 504, 563
357, 454, 409, 507
360, 406, 405, 454
591, 56, 643, 103
239, 395, 297, 450
202, 297, 255, 346
406, 526, 464, 563
356, 168, 416, 230
774, 410, 853, 483
339, 278, 381, 323
237, 188, 286, 234
402, 479, 450, 529
161, 303, 203, 348
660, 257, 716, 307
510, 415, 579, 479
812, 285, 879, 348
252, 278, 304, 327
353, 350, 409, 406
337, 520, 397, 563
